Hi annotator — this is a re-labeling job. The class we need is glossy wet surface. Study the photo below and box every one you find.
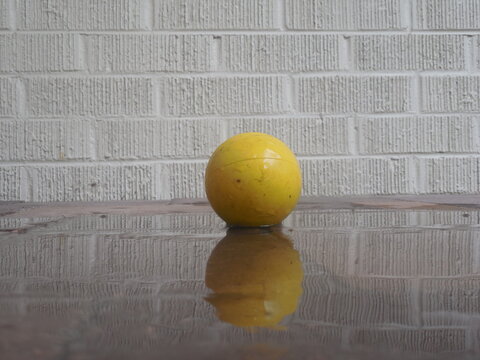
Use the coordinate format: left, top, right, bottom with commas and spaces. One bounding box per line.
1, 196, 480, 360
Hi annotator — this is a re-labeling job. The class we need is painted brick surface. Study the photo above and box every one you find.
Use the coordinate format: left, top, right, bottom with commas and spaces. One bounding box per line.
299, 276, 417, 326
157, 162, 208, 200
421, 278, 480, 326
17, 0, 146, 30
221, 35, 342, 72
477, 36, 480, 71
0, 235, 92, 278
353, 35, 465, 71
86, 35, 213, 73
294, 232, 350, 275
219, 325, 342, 345
29, 165, 157, 202
422, 76, 480, 113
27, 77, 154, 117
290, 209, 418, 228
154, 0, 276, 30
42, 213, 224, 235
301, 158, 412, 196
419, 157, 480, 194
358, 116, 478, 154
1, 0, 480, 201
415, 0, 480, 30
350, 329, 466, 353
0, 0, 9, 29
286, 0, 404, 30
296, 76, 412, 114
95, 119, 223, 160
0, 167, 21, 201
356, 229, 475, 276
23, 280, 123, 298
0, 120, 91, 161
0, 34, 82, 72
0, 78, 16, 117
94, 235, 217, 280
229, 117, 349, 155
164, 77, 288, 117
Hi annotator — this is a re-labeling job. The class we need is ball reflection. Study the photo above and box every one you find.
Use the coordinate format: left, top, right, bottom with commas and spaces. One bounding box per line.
205, 228, 303, 328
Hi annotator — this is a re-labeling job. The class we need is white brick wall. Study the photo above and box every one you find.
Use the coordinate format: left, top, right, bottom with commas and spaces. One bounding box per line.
1, 0, 480, 201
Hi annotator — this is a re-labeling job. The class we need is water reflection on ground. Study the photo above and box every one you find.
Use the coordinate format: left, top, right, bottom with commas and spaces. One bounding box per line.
1, 199, 480, 359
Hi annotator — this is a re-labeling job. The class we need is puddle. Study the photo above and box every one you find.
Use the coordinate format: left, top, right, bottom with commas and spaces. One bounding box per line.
1, 205, 480, 359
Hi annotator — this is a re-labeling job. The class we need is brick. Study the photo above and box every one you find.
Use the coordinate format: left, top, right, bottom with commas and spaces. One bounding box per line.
415, 0, 480, 30
94, 235, 218, 280
0, 235, 91, 278
159, 280, 207, 295
43, 213, 225, 235
353, 210, 418, 228
94, 235, 164, 280
158, 297, 214, 328
96, 297, 211, 330
0, 167, 21, 201
93, 299, 156, 324
418, 210, 480, 226
351, 329, 466, 353
221, 35, 341, 72
158, 162, 207, 200
47, 215, 156, 233
0, 0, 9, 29
356, 229, 475, 276
0, 34, 82, 73
0, 119, 91, 161
293, 231, 350, 275
27, 77, 153, 117
0, 300, 21, 316
477, 36, 480, 71
229, 117, 349, 156
29, 165, 157, 201
219, 324, 342, 344
89, 326, 209, 350
17, 0, 145, 30
95, 119, 223, 160
422, 76, 480, 113
421, 278, 480, 326
164, 77, 288, 117
125, 282, 158, 296
0, 78, 16, 117
86, 35, 212, 73
291, 209, 417, 228
154, 0, 276, 30
0, 280, 18, 294
297, 76, 412, 114
150, 213, 224, 235
290, 210, 354, 228
299, 276, 417, 326
286, 0, 403, 30
353, 35, 465, 71
26, 300, 90, 319
24, 280, 123, 299
419, 157, 480, 194
301, 158, 412, 196
358, 116, 478, 154
0, 218, 25, 230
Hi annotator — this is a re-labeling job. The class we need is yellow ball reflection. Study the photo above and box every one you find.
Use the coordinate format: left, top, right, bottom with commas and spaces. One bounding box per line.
205, 228, 303, 328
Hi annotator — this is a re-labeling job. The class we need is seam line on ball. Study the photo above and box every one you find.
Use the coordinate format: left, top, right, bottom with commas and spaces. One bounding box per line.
214, 157, 298, 169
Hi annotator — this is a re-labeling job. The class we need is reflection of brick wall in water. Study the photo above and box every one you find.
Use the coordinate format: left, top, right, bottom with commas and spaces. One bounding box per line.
1, 209, 480, 354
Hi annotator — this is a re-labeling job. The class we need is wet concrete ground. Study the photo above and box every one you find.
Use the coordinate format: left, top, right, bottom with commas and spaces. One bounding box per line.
1, 196, 480, 359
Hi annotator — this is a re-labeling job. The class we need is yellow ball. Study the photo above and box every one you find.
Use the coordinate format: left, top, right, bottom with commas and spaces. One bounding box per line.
205, 228, 303, 328
205, 132, 302, 227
